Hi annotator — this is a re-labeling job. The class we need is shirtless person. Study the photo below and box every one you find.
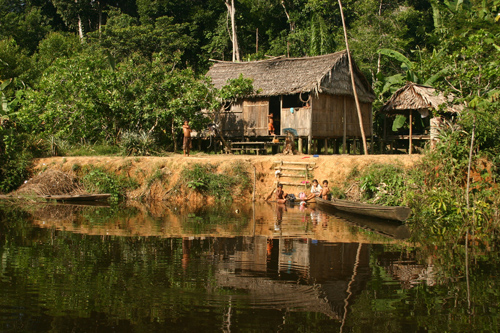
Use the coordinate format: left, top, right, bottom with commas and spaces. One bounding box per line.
268, 115, 275, 136
182, 120, 192, 157
320, 180, 330, 200
275, 184, 287, 204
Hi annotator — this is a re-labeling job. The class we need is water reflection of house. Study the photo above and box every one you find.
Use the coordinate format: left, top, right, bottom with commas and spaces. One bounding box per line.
378, 251, 436, 288
215, 236, 371, 320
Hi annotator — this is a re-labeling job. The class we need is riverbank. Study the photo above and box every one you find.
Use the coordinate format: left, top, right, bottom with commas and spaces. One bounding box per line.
31, 153, 422, 204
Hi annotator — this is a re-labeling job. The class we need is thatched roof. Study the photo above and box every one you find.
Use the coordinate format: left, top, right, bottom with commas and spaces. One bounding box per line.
207, 51, 375, 103
381, 82, 461, 117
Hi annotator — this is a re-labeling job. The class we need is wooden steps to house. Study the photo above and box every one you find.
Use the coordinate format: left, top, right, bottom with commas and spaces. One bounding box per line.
273, 160, 316, 190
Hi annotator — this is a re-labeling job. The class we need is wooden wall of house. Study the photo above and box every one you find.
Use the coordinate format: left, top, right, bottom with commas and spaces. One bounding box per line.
220, 98, 270, 137
312, 94, 372, 138
220, 101, 244, 137
221, 94, 372, 139
280, 105, 312, 136
243, 98, 269, 136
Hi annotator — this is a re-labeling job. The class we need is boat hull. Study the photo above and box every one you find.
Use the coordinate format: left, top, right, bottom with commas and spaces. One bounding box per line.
316, 197, 411, 222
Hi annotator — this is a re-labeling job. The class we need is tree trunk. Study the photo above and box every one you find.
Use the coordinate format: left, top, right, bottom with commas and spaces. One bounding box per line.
225, 0, 240, 62
172, 119, 177, 152
98, 0, 102, 38
75, 0, 84, 42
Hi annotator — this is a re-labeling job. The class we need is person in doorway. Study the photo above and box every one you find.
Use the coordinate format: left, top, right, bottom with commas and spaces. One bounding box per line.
182, 120, 192, 157
305, 179, 322, 201
275, 184, 287, 204
268, 115, 275, 136
320, 180, 330, 200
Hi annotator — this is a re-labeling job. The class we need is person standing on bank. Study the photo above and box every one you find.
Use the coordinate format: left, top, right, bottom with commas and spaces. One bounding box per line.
182, 120, 192, 157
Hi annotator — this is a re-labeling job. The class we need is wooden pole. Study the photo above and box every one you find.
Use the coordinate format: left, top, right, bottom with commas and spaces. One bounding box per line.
409, 111, 413, 155
253, 165, 256, 202
338, 0, 368, 155
256, 28, 258, 53
343, 97, 347, 154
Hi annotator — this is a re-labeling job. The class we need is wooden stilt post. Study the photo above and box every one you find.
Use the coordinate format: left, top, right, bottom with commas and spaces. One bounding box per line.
343, 97, 347, 154
382, 115, 387, 153
409, 111, 413, 155
324, 138, 329, 155
298, 137, 303, 154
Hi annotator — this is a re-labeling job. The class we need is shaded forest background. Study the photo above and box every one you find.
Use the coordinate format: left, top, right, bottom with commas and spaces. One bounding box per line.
1, 0, 500, 193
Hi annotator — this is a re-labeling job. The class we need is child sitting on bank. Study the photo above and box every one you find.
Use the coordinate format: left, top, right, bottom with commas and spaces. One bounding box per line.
320, 180, 331, 200
305, 179, 322, 201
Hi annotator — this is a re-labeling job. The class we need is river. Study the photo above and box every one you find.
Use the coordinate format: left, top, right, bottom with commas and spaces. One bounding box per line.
0, 201, 498, 332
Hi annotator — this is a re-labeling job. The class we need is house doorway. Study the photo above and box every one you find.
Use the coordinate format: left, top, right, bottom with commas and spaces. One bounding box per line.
269, 96, 281, 135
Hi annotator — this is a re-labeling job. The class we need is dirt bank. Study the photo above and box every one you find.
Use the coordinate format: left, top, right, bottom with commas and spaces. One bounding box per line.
33, 153, 422, 203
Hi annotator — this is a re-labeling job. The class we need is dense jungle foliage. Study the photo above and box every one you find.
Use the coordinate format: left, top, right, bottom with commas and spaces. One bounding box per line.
0, 0, 499, 233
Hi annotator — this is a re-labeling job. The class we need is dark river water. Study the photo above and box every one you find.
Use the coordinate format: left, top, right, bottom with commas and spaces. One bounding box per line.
0, 201, 499, 332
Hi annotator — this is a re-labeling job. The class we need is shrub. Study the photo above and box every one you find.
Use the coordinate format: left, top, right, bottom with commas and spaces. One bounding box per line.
181, 162, 251, 201
120, 130, 157, 156
81, 168, 138, 202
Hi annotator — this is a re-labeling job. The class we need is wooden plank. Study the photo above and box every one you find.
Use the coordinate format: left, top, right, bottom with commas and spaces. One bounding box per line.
274, 167, 314, 171
231, 141, 267, 145
386, 135, 430, 140
278, 174, 308, 178
273, 161, 315, 166
231, 148, 265, 151
277, 182, 309, 186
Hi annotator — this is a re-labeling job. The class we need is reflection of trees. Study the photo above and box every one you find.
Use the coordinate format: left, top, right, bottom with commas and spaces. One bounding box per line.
2, 203, 500, 331
344, 242, 500, 332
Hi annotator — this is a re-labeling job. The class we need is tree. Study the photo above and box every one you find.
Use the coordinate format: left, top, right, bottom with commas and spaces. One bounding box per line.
225, 0, 240, 61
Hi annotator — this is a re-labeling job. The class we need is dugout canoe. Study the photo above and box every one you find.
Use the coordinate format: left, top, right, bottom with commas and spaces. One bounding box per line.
316, 197, 411, 222
0, 193, 111, 202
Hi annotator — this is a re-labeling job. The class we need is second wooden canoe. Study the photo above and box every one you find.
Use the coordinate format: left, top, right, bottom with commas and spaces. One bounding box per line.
316, 197, 411, 222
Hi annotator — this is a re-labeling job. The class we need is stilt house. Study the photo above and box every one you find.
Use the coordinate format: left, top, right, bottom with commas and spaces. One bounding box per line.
207, 51, 375, 149
381, 82, 461, 154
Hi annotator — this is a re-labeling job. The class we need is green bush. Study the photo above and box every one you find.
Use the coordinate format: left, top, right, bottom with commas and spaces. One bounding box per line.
120, 130, 158, 156
0, 127, 34, 193
81, 168, 138, 202
181, 162, 251, 201
0, 151, 33, 194
358, 164, 413, 206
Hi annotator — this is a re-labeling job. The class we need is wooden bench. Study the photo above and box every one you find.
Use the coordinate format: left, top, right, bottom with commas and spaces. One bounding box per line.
230, 141, 268, 155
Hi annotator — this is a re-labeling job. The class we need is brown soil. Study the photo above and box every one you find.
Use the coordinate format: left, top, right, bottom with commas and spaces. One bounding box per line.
31, 153, 422, 203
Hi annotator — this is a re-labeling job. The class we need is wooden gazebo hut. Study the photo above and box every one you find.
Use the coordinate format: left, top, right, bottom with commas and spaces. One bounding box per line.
381, 82, 461, 154
207, 50, 375, 154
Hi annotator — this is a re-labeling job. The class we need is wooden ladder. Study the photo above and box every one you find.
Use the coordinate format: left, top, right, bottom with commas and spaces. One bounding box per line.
273, 160, 315, 190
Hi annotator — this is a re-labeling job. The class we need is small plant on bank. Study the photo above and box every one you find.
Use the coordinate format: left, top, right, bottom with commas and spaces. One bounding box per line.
181, 162, 251, 201
329, 186, 345, 199
146, 168, 169, 188
120, 130, 157, 156
81, 168, 138, 202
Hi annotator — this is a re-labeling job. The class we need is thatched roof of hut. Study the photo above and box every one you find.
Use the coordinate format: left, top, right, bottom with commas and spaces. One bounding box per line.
207, 50, 375, 103
381, 82, 461, 117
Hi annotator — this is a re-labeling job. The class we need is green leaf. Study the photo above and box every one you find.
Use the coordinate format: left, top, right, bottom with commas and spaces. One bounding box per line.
392, 115, 406, 132
377, 49, 413, 72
